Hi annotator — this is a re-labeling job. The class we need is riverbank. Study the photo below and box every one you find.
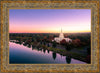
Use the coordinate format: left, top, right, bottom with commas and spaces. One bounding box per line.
10, 40, 90, 63
37, 44, 89, 63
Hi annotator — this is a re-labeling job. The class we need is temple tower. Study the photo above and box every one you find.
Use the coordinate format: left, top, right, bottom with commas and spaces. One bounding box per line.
59, 28, 64, 38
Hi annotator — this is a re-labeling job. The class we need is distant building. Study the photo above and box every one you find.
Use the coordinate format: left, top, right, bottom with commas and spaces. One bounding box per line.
53, 29, 72, 43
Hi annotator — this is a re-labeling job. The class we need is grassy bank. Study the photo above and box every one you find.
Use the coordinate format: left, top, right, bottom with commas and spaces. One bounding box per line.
39, 44, 88, 63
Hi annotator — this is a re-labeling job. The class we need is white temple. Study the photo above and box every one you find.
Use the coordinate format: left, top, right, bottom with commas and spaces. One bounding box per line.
53, 29, 72, 43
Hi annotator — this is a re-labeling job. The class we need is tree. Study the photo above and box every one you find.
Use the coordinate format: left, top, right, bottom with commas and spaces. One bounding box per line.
43, 42, 46, 45
65, 42, 73, 51
87, 47, 91, 55
52, 52, 56, 60
47, 50, 49, 53
66, 56, 71, 64
40, 41, 42, 45
47, 43, 50, 47
72, 39, 81, 47
60, 39, 67, 45
43, 49, 46, 53
52, 41, 57, 48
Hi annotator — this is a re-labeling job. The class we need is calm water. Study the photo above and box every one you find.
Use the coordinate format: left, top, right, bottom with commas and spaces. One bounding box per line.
9, 42, 86, 64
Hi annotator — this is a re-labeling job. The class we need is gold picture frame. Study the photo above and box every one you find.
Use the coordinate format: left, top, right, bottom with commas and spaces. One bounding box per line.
0, 0, 99, 72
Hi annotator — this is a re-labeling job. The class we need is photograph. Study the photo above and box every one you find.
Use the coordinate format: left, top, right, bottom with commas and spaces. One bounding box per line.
9, 9, 91, 64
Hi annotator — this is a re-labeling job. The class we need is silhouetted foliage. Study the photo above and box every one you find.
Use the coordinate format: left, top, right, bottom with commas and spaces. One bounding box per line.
65, 43, 73, 51
52, 52, 56, 60
66, 56, 71, 64
52, 41, 57, 48
60, 39, 67, 45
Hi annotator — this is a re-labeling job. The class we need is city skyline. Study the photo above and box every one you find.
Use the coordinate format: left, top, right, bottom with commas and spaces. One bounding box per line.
9, 9, 91, 33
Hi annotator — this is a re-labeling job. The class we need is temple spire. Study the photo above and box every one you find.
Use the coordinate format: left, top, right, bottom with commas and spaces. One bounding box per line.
61, 28, 62, 33
53, 27, 72, 43
59, 28, 64, 38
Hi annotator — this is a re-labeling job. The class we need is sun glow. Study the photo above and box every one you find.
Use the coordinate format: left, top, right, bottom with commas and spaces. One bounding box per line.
9, 9, 91, 33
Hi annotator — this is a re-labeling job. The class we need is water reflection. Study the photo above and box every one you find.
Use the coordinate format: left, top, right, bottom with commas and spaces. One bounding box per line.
27, 44, 31, 48
23, 43, 27, 46
52, 52, 56, 60
47, 50, 49, 53
9, 41, 86, 64
15, 41, 22, 45
32, 45, 35, 50
66, 56, 71, 64
43, 49, 46, 53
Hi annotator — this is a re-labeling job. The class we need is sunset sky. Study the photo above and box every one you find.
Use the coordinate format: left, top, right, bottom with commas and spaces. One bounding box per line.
9, 9, 91, 33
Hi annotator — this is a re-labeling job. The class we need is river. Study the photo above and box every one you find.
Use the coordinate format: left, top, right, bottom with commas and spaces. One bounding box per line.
9, 42, 86, 64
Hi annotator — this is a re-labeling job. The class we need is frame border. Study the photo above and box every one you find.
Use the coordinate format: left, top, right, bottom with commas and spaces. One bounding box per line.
0, 0, 99, 72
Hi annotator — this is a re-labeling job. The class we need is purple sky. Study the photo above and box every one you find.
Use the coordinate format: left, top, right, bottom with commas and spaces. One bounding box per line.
9, 9, 91, 33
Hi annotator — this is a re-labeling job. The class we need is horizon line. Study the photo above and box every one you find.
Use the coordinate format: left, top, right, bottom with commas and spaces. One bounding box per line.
9, 32, 91, 34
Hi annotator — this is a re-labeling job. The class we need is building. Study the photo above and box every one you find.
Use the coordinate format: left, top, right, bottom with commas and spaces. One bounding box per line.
53, 29, 72, 43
